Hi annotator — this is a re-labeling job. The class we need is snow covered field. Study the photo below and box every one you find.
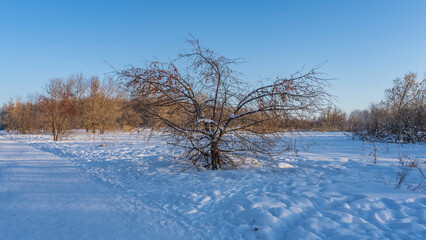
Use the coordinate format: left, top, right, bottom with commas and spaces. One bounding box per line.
0, 130, 425, 239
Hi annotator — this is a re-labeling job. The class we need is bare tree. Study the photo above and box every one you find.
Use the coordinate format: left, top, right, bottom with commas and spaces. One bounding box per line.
317, 105, 346, 131
120, 37, 330, 170
347, 109, 369, 132
83, 76, 122, 134
40, 78, 77, 141
385, 72, 425, 111
1, 98, 43, 134
1, 99, 17, 132
349, 72, 426, 143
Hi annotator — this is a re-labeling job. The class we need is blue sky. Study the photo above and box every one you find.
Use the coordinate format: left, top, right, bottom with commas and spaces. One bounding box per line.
1, 0, 425, 113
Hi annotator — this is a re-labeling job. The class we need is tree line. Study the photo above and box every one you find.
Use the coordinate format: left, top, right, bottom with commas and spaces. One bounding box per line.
1, 74, 140, 140
1, 70, 423, 145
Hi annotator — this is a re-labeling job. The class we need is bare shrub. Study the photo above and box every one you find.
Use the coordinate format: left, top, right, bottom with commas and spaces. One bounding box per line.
368, 140, 378, 164
395, 154, 425, 191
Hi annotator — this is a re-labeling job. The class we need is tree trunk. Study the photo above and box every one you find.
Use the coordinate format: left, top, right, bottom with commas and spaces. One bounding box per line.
210, 142, 221, 170
51, 121, 57, 141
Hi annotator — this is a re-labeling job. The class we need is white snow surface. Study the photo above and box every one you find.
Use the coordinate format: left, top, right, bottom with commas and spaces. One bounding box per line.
0, 130, 425, 239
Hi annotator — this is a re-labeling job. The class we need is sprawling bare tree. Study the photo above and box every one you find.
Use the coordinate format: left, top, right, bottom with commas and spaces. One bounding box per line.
120, 37, 330, 169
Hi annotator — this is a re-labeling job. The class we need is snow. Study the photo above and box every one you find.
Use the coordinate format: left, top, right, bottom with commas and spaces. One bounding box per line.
277, 162, 294, 168
196, 118, 216, 124
0, 130, 425, 239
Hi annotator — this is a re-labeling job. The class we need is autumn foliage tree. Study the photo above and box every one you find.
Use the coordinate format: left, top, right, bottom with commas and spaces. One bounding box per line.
120, 37, 330, 170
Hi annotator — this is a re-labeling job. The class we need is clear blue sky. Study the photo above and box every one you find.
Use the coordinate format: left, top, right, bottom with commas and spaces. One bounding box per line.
1, 0, 425, 113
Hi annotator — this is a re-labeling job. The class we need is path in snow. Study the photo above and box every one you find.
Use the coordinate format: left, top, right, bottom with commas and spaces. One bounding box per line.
0, 134, 191, 240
